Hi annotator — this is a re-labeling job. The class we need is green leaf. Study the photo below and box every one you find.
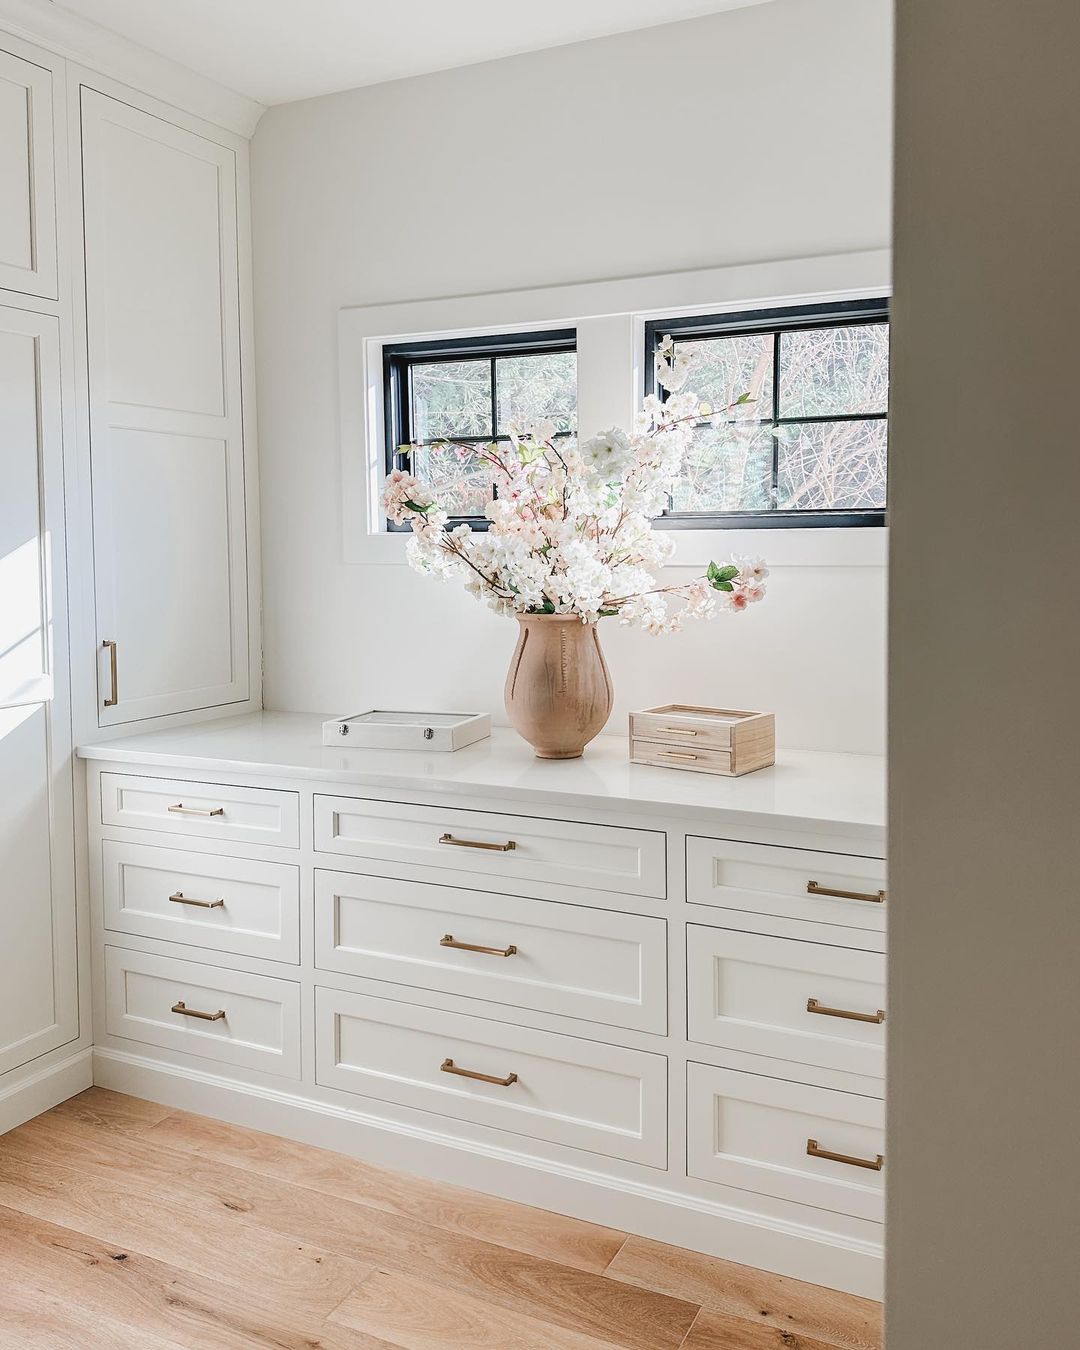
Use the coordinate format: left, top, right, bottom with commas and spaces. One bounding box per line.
396, 443, 415, 458
403, 499, 431, 514
734, 392, 755, 405
714, 581, 734, 593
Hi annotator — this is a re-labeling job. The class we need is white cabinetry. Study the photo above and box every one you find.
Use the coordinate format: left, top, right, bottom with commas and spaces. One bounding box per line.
0, 306, 77, 1074
0, 46, 56, 299
80, 90, 250, 726
80, 719, 887, 1298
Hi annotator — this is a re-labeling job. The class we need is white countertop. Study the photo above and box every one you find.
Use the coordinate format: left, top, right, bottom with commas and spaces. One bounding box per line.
78, 712, 886, 847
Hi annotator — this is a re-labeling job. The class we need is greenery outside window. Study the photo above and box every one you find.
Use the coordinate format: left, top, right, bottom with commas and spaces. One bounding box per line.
384, 329, 576, 529
645, 299, 889, 528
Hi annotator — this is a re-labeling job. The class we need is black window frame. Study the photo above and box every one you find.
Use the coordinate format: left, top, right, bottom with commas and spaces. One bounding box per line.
644, 297, 890, 530
383, 327, 577, 531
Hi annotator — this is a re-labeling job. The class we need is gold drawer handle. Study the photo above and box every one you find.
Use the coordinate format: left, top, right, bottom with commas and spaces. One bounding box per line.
441, 933, 517, 958
807, 1138, 884, 1171
807, 881, 886, 904
440, 1057, 517, 1087
659, 726, 698, 736
807, 997, 885, 1025
171, 1000, 225, 1022
169, 891, 225, 910
168, 803, 225, 818
439, 833, 516, 852
658, 750, 698, 761
101, 638, 118, 706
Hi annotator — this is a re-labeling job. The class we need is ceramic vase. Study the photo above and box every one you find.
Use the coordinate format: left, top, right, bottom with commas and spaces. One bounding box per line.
504, 614, 613, 759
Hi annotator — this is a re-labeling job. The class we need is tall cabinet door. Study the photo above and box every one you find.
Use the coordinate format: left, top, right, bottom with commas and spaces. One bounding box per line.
0, 306, 78, 1074
80, 90, 249, 726
0, 46, 57, 299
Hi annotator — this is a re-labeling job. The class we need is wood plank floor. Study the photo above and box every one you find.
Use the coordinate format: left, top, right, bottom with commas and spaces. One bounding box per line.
0, 1089, 882, 1349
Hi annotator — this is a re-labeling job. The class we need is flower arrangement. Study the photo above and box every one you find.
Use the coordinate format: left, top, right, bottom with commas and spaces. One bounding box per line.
382, 341, 768, 635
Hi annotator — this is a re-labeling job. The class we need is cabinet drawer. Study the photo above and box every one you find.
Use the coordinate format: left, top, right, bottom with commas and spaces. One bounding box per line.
102, 840, 300, 962
687, 837, 886, 934
104, 946, 300, 1078
687, 1061, 884, 1222
101, 773, 299, 849
316, 987, 667, 1166
315, 796, 666, 898
688, 926, 885, 1079
314, 870, 666, 1033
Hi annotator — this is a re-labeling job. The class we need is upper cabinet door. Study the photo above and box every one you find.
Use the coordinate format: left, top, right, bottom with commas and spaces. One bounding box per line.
80, 90, 249, 726
0, 48, 57, 299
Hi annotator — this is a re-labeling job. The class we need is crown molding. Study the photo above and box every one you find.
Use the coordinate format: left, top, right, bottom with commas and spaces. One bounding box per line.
0, 0, 264, 137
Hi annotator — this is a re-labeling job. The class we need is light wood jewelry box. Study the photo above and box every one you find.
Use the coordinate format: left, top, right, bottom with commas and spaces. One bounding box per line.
629, 704, 775, 776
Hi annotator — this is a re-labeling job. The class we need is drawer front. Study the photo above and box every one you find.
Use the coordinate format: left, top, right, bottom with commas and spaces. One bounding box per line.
687, 837, 886, 934
687, 1061, 884, 1221
314, 870, 666, 1033
315, 796, 666, 899
316, 987, 667, 1166
631, 741, 733, 775
630, 708, 737, 750
101, 773, 300, 849
102, 840, 300, 963
687, 926, 885, 1079
104, 946, 301, 1078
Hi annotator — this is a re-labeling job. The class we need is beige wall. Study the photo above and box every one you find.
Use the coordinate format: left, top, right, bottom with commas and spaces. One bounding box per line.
887, 1, 1080, 1343
250, 0, 893, 753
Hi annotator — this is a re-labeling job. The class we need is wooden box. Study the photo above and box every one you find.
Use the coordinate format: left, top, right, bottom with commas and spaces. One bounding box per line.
629, 705, 775, 777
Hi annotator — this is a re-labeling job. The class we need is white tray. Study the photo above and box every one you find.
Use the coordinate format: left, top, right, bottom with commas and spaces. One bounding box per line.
322, 710, 491, 752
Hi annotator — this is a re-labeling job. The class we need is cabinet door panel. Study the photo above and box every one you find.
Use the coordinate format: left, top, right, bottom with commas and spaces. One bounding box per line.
81, 89, 248, 725
0, 307, 76, 1075
93, 429, 235, 705
0, 49, 57, 298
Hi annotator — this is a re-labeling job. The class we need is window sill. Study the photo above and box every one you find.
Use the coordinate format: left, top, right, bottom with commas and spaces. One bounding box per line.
350, 524, 886, 569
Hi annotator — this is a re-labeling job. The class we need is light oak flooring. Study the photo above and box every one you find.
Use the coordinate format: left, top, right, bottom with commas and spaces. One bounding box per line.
0, 1088, 882, 1349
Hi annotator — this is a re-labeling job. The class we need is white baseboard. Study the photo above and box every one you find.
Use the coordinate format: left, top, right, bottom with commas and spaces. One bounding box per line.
93, 1047, 883, 1298
0, 1047, 93, 1134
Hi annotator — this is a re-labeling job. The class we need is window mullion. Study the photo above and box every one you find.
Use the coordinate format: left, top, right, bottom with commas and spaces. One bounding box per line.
770, 330, 781, 511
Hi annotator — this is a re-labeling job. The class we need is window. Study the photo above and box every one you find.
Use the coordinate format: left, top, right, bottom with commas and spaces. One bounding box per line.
384, 329, 576, 527
645, 299, 889, 528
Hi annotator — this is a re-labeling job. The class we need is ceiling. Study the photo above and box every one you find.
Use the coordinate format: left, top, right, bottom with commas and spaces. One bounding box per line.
53, 0, 776, 106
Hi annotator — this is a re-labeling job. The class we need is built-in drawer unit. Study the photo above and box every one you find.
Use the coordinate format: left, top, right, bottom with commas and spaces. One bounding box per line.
315, 987, 667, 1166
101, 773, 300, 849
687, 1061, 884, 1222
104, 946, 301, 1078
314, 796, 666, 898
314, 870, 666, 1033
687, 926, 885, 1079
687, 837, 886, 935
102, 840, 301, 963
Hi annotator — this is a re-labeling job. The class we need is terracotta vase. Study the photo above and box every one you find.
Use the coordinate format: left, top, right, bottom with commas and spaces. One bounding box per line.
504, 614, 614, 759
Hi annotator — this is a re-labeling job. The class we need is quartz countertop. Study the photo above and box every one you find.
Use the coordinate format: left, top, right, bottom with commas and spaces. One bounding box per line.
78, 712, 886, 849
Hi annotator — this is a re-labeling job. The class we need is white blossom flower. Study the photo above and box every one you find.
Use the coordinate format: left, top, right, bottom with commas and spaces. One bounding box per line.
382, 381, 766, 631
579, 428, 634, 481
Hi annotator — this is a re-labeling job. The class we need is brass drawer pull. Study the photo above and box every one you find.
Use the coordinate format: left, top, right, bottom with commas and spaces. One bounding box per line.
168, 803, 225, 818
440, 1057, 517, 1087
439, 833, 516, 852
659, 726, 698, 736
658, 750, 699, 761
171, 1000, 225, 1022
441, 933, 517, 958
101, 638, 118, 706
807, 997, 885, 1024
806, 1138, 884, 1171
169, 891, 225, 910
807, 881, 886, 904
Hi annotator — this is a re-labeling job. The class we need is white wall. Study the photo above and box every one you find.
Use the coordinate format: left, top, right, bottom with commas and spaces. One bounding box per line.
887, 1, 1080, 1344
251, 0, 893, 753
